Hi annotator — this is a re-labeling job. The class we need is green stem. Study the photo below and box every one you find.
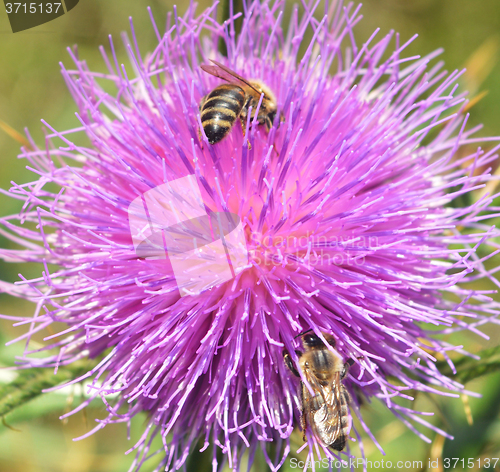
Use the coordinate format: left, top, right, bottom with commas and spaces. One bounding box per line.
0, 361, 89, 418
218, 0, 244, 57
436, 344, 500, 384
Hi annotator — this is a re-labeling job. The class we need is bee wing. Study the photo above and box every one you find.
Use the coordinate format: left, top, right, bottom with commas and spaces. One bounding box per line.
200, 60, 262, 95
303, 368, 342, 446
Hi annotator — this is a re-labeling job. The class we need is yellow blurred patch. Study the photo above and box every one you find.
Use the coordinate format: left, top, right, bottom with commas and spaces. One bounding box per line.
463, 90, 489, 114
463, 36, 499, 94
0, 119, 32, 151
461, 394, 474, 426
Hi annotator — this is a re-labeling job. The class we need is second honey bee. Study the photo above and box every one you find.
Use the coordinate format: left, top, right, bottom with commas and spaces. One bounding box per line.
199, 60, 278, 144
283, 331, 353, 451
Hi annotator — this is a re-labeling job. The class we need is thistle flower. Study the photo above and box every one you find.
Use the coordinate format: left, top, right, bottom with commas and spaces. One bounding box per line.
1, 1, 500, 471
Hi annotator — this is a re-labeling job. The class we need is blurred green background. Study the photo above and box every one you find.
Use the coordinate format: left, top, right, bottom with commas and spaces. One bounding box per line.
1, 1, 499, 471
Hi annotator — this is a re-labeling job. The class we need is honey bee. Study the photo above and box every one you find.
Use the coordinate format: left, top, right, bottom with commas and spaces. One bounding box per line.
283, 331, 353, 451
199, 60, 278, 144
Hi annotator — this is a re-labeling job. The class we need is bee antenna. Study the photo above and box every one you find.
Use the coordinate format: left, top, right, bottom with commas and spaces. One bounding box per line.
294, 328, 314, 339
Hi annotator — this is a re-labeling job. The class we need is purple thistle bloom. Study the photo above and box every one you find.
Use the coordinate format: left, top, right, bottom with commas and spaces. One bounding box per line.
1, 0, 500, 470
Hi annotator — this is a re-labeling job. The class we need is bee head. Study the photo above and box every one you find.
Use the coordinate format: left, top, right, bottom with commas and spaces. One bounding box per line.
302, 333, 323, 348
300, 332, 337, 350
267, 109, 277, 125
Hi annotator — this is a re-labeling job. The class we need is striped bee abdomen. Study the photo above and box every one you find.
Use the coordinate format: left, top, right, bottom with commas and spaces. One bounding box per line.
331, 387, 351, 451
200, 84, 245, 144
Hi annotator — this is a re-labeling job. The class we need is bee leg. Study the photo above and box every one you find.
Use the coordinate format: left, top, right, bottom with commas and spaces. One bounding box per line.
283, 349, 302, 378
239, 116, 252, 150
265, 115, 273, 132
283, 349, 308, 442
198, 95, 207, 149
341, 359, 355, 380
197, 126, 204, 150
239, 116, 246, 137
300, 382, 307, 442
263, 116, 279, 157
